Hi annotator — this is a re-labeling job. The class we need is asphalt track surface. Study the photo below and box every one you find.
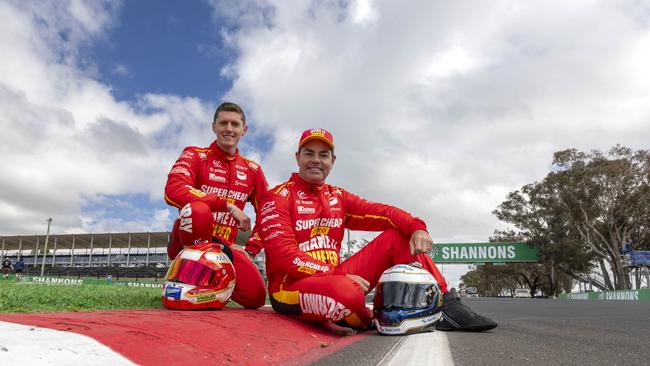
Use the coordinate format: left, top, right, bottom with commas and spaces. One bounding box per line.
444, 298, 650, 365
314, 298, 650, 366
2, 298, 649, 365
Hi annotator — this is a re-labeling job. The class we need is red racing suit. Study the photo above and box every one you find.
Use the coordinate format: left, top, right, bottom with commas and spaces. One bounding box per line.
164, 141, 269, 309
164, 141, 268, 255
258, 173, 448, 328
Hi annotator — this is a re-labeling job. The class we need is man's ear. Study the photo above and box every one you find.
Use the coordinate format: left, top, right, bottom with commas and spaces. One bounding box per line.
332, 153, 336, 165
295, 150, 300, 164
212, 120, 218, 134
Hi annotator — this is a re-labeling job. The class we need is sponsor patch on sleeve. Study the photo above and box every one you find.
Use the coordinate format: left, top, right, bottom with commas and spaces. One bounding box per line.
171, 167, 191, 176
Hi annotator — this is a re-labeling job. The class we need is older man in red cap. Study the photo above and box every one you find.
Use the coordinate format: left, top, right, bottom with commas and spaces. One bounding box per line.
257, 128, 497, 334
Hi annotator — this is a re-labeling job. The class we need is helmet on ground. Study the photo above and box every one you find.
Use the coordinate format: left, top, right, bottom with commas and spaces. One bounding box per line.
373, 263, 443, 335
162, 241, 236, 310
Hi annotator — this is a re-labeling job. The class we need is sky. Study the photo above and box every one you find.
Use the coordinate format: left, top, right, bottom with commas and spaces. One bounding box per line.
1, 0, 650, 286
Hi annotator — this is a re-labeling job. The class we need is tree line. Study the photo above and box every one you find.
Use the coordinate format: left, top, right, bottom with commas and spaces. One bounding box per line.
461, 145, 650, 296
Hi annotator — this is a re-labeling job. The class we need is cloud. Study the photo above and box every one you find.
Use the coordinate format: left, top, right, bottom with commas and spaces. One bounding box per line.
213, 0, 650, 237
209, 0, 650, 286
3, 0, 650, 289
0, 1, 212, 235
111, 64, 130, 76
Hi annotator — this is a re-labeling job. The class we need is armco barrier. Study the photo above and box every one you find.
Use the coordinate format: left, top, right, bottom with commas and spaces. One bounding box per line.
559, 288, 650, 301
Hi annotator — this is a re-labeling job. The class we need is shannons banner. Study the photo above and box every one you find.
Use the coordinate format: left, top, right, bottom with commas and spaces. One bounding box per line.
431, 242, 539, 264
559, 289, 650, 301
22, 275, 163, 288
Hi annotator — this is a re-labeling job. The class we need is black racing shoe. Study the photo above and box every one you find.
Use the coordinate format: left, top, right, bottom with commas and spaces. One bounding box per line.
436, 288, 498, 332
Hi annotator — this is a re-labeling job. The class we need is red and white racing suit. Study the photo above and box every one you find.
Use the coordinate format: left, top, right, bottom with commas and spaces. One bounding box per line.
258, 173, 448, 328
164, 141, 268, 309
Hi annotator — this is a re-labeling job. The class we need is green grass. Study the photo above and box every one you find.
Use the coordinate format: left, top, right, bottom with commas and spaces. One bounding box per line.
0, 277, 163, 313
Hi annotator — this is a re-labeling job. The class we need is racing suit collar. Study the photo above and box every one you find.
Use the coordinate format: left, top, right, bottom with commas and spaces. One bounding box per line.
290, 172, 327, 193
290, 173, 332, 215
210, 140, 240, 161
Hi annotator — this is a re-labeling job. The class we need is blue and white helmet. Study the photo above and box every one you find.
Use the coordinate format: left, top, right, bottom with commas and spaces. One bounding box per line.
373, 263, 443, 335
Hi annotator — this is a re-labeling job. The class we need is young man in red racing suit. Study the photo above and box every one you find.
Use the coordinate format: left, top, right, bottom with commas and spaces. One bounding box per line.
258, 128, 497, 333
164, 102, 268, 309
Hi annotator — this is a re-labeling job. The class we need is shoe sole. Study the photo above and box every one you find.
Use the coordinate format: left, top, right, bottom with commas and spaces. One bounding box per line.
436, 324, 498, 332
437, 313, 498, 332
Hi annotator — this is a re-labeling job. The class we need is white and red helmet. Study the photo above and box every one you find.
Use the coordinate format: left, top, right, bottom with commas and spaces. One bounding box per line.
162, 241, 236, 310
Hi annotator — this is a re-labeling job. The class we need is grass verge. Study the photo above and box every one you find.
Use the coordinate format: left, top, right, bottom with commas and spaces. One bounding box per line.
0, 277, 163, 313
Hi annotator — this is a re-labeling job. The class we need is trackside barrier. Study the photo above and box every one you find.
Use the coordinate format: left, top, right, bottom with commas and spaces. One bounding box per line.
559, 289, 650, 301
19, 275, 163, 288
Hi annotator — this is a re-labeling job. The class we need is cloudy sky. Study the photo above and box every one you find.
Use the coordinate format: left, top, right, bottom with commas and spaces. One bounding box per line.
1, 0, 649, 285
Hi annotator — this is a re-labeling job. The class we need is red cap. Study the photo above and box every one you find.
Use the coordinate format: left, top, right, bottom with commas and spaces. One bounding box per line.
298, 128, 334, 149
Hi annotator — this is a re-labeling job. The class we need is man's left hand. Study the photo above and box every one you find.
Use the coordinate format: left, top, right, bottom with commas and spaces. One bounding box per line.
409, 230, 433, 256
227, 203, 252, 232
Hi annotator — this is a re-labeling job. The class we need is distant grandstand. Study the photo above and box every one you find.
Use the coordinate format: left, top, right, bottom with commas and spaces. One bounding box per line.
0, 230, 264, 280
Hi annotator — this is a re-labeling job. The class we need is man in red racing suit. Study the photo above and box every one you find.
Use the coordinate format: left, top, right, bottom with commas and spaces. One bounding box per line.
164, 102, 268, 309
258, 128, 497, 333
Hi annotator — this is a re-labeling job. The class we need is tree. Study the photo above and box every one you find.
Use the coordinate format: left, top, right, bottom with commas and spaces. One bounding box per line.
492, 178, 593, 295
551, 146, 650, 289
460, 264, 515, 297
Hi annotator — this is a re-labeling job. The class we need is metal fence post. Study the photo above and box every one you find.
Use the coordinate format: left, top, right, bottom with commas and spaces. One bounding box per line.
70, 235, 75, 267
88, 235, 94, 265
40, 218, 52, 276
34, 237, 40, 267
51, 236, 58, 267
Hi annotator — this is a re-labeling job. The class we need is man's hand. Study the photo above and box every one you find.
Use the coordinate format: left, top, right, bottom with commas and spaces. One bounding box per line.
346, 274, 370, 293
227, 203, 251, 232
409, 230, 433, 256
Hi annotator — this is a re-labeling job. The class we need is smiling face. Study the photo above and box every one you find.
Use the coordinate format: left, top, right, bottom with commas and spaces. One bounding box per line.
296, 140, 336, 184
212, 111, 247, 154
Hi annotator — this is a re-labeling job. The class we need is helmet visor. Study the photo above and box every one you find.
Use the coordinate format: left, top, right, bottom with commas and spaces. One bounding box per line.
165, 257, 218, 287
375, 282, 436, 309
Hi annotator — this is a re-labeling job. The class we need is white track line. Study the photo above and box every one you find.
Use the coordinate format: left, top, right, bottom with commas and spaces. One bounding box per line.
0, 321, 135, 365
378, 331, 454, 366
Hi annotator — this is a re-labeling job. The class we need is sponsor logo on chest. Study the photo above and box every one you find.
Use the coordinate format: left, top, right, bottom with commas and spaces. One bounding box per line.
209, 173, 226, 183
209, 167, 227, 174
200, 185, 249, 201
295, 217, 343, 231
297, 206, 315, 214
295, 200, 314, 205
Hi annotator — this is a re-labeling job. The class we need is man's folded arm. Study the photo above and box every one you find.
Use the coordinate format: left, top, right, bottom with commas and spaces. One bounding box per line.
342, 189, 427, 236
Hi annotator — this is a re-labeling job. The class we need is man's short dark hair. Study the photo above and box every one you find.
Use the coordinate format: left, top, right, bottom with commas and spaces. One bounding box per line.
213, 102, 246, 124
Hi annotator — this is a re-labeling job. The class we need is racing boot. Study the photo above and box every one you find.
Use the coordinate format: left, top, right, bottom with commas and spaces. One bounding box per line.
436, 288, 498, 331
